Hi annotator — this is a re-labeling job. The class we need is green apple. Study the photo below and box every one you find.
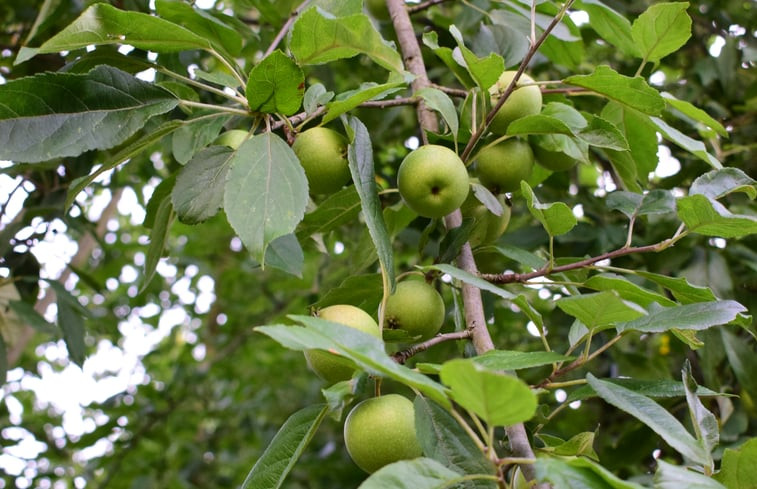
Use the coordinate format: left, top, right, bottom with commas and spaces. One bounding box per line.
344, 394, 423, 473
304, 304, 380, 384
475, 139, 534, 193
397, 145, 470, 218
213, 129, 249, 150
488, 71, 542, 135
292, 127, 351, 195
384, 279, 445, 341
461, 193, 512, 247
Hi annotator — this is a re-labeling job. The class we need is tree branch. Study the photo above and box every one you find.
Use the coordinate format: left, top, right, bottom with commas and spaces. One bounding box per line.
392, 329, 473, 363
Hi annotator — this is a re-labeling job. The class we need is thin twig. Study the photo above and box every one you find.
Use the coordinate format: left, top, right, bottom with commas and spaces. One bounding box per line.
407, 0, 450, 14
264, 0, 312, 57
392, 329, 473, 363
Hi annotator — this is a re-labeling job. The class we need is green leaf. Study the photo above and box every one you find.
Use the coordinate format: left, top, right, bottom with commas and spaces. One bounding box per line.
449, 25, 504, 91
313, 273, 383, 312
424, 264, 516, 300
720, 330, 757, 414
172, 146, 233, 224
155, 0, 243, 56
246, 50, 305, 116
171, 115, 230, 165
417, 87, 459, 140
322, 81, 405, 123
631, 2, 692, 65
617, 301, 747, 334
473, 350, 573, 371
422, 32, 475, 88
358, 458, 470, 489
690, 168, 757, 201
17, 3, 211, 64
257, 318, 450, 408
240, 404, 328, 489
224, 133, 308, 264
677, 194, 757, 238
714, 437, 757, 489
601, 102, 659, 190
564, 66, 665, 115
568, 378, 723, 403
345, 116, 395, 288
311, 0, 363, 16
662, 92, 728, 137
521, 182, 577, 236
289, 7, 404, 72
507, 114, 575, 137
584, 273, 676, 308
606, 190, 677, 219
142, 177, 176, 291
534, 456, 648, 489
49, 282, 87, 367
439, 359, 537, 427
654, 460, 726, 489
0, 65, 177, 163
414, 397, 497, 489
0, 334, 6, 383
303, 83, 334, 114
576, 0, 638, 57
636, 271, 717, 304
652, 117, 721, 169
557, 292, 646, 330
297, 186, 361, 238
6, 300, 58, 336
586, 374, 710, 465
264, 234, 304, 277
578, 114, 630, 151
682, 360, 718, 465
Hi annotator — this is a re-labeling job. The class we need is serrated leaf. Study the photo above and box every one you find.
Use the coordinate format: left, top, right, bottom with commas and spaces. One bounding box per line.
662, 92, 727, 137
473, 350, 572, 371
440, 359, 537, 427
171, 115, 230, 165
507, 114, 575, 137
654, 460, 726, 489
585, 273, 676, 308
224, 133, 308, 264
690, 168, 757, 201
617, 301, 747, 334
417, 87, 459, 140
587, 374, 709, 465
714, 437, 757, 489
564, 66, 665, 115
682, 360, 718, 466
358, 458, 468, 489
0, 65, 177, 163
297, 186, 361, 238
601, 102, 659, 190
289, 7, 404, 72
246, 50, 305, 116
631, 2, 692, 64
345, 116, 395, 288
557, 292, 646, 330
155, 0, 243, 56
257, 318, 450, 408
521, 182, 577, 236
578, 114, 629, 151
636, 271, 718, 304
449, 25, 504, 91
422, 32, 475, 88
424, 264, 516, 300
606, 190, 676, 219
577, 0, 638, 57
677, 194, 757, 238
142, 177, 176, 290
172, 146, 233, 224
535, 456, 648, 489
323, 81, 405, 123
414, 397, 497, 489
652, 117, 721, 169
240, 404, 328, 489
17, 3, 211, 64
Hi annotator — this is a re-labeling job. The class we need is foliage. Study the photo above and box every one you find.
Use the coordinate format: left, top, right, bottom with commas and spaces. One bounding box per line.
0, 0, 755, 488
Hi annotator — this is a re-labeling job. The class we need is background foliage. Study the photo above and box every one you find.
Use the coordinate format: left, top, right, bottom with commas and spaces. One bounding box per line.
0, 0, 755, 488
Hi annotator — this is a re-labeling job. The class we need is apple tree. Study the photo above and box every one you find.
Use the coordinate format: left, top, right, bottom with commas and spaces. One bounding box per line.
0, 0, 755, 488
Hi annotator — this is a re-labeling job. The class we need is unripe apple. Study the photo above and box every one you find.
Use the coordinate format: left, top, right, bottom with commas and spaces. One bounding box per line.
397, 145, 470, 218
384, 279, 445, 340
343, 394, 423, 473
461, 193, 511, 247
292, 127, 351, 195
475, 139, 534, 193
213, 129, 249, 150
304, 304, 380, 384
488, 71, 542, 135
